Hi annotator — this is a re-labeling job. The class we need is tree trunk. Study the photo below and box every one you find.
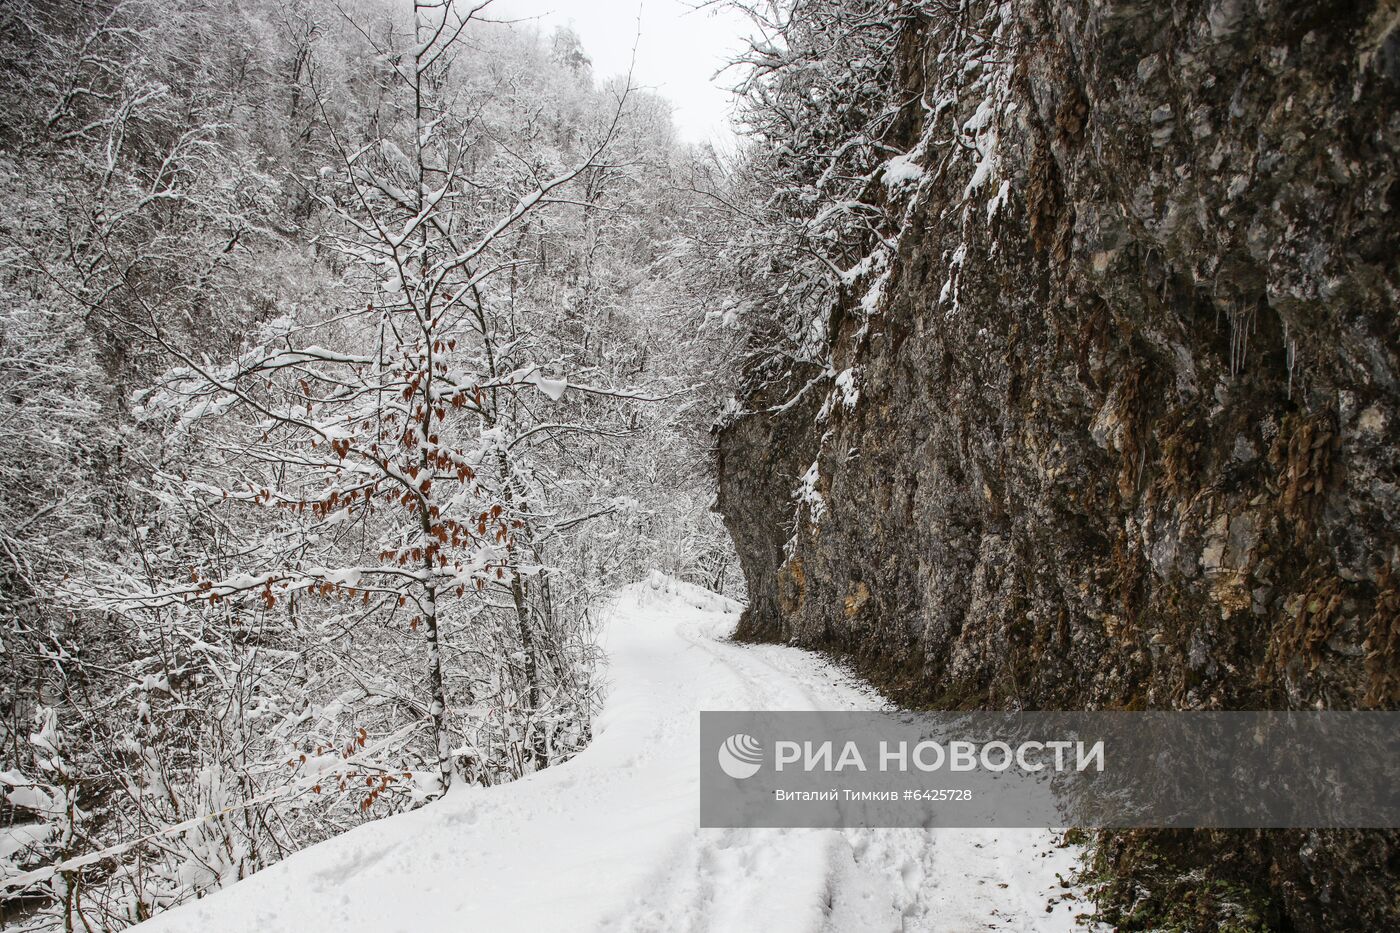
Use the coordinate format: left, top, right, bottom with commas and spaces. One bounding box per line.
495, 451, 545, 770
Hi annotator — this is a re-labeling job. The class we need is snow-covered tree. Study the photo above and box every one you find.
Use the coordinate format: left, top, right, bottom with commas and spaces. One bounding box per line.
0, 1, 735, 926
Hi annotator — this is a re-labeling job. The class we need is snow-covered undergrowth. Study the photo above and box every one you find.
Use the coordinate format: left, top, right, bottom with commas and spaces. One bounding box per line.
134, 575, 1093, 932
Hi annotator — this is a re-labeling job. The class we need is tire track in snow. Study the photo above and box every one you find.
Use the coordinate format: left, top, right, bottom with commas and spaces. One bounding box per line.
619, 578, 1096, 932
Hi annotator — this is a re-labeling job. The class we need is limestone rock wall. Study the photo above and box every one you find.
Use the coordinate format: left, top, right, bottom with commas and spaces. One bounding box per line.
717, 1, 1400, 927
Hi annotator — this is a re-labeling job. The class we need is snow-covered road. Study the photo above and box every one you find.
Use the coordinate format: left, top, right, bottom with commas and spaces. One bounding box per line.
138, 575, 1092, 932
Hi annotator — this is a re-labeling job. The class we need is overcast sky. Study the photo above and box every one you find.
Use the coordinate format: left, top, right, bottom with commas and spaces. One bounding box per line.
496, 0, 752, 144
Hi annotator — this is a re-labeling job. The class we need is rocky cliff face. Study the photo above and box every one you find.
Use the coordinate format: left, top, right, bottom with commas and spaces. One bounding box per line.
717, 1, 1399, 928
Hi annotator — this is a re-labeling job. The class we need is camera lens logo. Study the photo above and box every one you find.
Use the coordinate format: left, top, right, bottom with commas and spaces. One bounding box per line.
717, 733, 763, 779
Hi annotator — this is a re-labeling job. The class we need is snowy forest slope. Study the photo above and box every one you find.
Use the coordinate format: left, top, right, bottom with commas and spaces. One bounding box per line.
0, 1, 737, 927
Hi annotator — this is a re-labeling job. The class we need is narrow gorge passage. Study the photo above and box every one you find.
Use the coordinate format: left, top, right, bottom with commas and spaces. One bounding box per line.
4, 1, 1394, 928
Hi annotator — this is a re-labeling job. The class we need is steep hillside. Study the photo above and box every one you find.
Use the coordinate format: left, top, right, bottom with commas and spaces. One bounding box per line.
716, 1, 1399, 928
